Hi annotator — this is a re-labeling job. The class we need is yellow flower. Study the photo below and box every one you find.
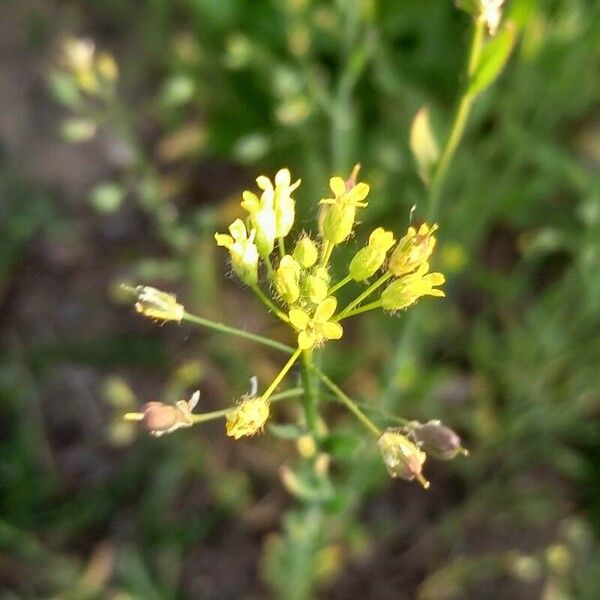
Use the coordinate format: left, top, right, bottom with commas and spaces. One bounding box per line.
275, 255, 301, 304
241, 188, 276, 258
378, 430, 429, 488
319, 175, 370, 244
124, 391, 199, 437
225, 395, 270, 439
134, 286, 184, 322
256, 168, 301, 239
289, 297, 343, 350
215, 219, 259, 286
349, 227, 396, 281
381, 262, 445, 311
388, 223, 438, 277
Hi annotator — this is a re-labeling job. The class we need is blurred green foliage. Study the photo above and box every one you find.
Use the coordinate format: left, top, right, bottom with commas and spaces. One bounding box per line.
1, 0, 599, 598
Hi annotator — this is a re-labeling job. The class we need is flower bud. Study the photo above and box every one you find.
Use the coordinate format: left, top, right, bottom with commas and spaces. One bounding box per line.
304, 274, 328, 303
381, 262, 445, 311
349, 227, 396, 281
388, 223, 438, 276
408, 420, 468, 460
135, 286, 184, 322
226, 395, 270, 439
215, 219, 259, 286
293, 237, 318, 268
378, 430, 429, 488
275, 255, 301, 304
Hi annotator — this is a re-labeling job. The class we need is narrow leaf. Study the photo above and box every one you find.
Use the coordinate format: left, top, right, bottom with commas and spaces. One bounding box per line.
468, 22, 517, 96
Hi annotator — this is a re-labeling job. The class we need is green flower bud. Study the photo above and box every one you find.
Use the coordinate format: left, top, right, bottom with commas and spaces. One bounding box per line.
381, 263, 445, 311
408, 420, 468, 460
293, 237, 318, 268
349, 227, 396, 281
275, 255, 301, 304
304, 274, 328, 303
378, 430, 429, 488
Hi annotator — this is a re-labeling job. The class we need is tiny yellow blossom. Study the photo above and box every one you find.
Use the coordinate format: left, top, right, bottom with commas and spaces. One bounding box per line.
215, 219, 259, 286
319, 175, 370, 244
256, 168, 301, 239
381, 262, 445, 311
349, 227, 396, 281
135, 286, 184, 322
289, 297, 343, 350
241, 188, 277, 257
275, 255, 301, 304
378, 430, 429, 488
226, 395, 270, 439
388, 223, 438, 277
124, 391, 199, 437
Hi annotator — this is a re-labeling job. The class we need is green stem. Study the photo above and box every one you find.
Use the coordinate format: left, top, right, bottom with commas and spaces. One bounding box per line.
427, 19, 485, 220
319, 240, 333, 268
339, 300, 382, 320
336, 271, 392, 319
328, 274, 353, 295
251, 284, 290, 322
191, 388, 304, 424
182, 311, 293, 354
311, 366, 381, 437
301, 350, 318, 432
278, 237, 286, 258
262, 348, 303, 402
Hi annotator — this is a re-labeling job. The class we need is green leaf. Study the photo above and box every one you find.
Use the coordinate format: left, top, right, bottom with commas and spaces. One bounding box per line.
468, 23, 517, 96
410, 106, 440, 185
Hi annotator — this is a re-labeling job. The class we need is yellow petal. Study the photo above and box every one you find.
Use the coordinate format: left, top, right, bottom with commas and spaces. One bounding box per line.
256, 175, 272, 190
298, 330, 316, 350
214, 233, 233, 247
275, 168, 291, 187
329, 177, 346, 197
289, 308, 310, 330
349, 182, 370, 202
321, 321, 343, 340
314, 296, 337, 322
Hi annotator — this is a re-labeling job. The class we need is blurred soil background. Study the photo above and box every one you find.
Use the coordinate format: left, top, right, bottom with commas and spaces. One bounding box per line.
1, 1, 599, 599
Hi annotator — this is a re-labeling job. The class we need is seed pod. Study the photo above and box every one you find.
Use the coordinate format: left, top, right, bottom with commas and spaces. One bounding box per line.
409, 420, 468, 460
378, 430, 429, 488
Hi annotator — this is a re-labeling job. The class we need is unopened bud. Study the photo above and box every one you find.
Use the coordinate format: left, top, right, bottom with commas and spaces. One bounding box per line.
304, 273, 328, 303
408, 420, 468, 460
378, 430, 429, 488
135, 286, 184, 322
293, 237, 318, 268
349, 227, 396, 281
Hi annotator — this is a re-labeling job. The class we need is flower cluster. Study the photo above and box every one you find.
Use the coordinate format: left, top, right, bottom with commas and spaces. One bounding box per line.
128, 165, 455, 489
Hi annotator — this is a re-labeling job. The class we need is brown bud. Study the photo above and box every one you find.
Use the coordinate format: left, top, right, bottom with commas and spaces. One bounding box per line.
409, 420, 468, 460
142, 402, 179, 436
